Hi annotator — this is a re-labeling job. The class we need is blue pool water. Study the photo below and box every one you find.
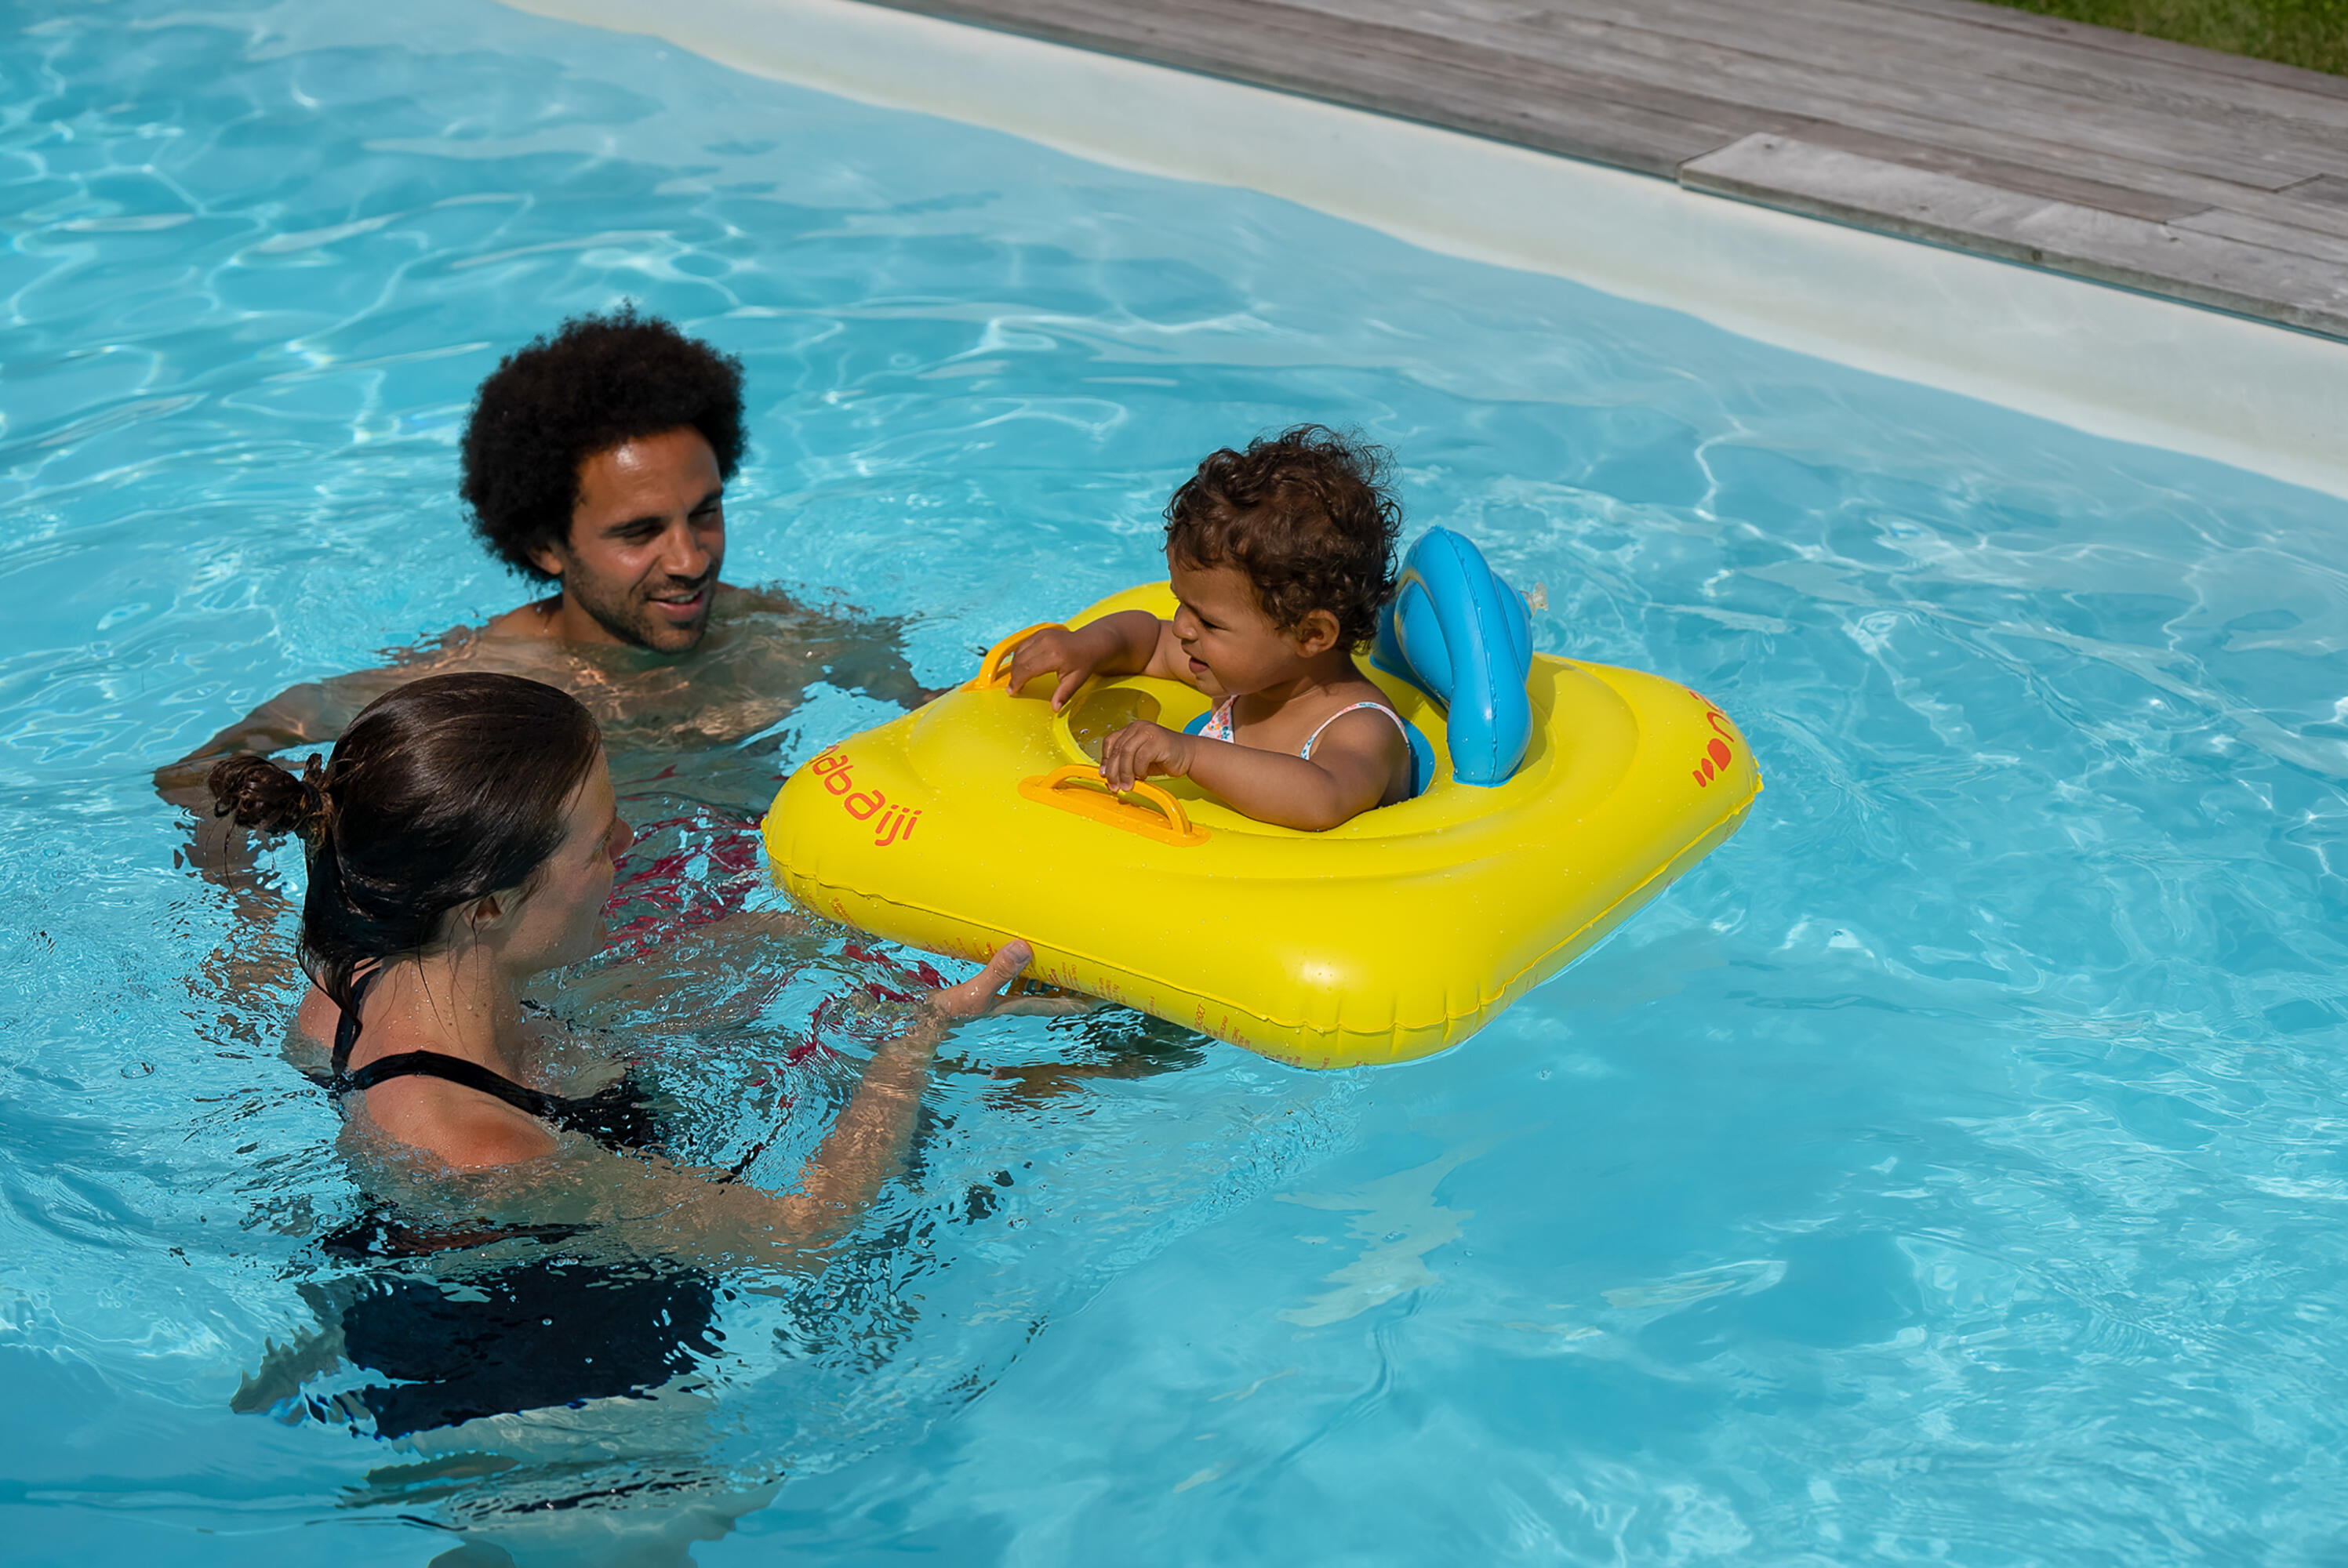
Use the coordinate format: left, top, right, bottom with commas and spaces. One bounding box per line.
7, 0, 2348, 1562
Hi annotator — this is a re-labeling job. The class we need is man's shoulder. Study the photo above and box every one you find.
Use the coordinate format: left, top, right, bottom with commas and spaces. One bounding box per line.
481, 597, 562, 641
710, 582, 802, 621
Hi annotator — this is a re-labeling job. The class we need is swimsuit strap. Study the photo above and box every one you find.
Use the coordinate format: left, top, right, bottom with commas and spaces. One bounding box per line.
1299, 701, 1410, 761
1198, 697, 1407, 761
329, 965, 384, 1078
340, 1050, 574, 1123
333, 1049, 663, 1150
322, 965, 660, 1151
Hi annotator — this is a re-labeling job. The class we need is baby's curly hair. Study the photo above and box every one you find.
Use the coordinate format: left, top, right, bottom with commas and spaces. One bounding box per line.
460, 306, 747, 579
1163, 426, 1401, 652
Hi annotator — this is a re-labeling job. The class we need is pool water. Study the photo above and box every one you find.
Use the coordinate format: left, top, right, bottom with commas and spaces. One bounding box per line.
6, 0, 2348, 1562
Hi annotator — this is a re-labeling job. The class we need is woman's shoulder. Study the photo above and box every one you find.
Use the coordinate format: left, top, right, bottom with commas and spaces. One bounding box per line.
351, 1075, 562, 1171
291, 985, 338, 1058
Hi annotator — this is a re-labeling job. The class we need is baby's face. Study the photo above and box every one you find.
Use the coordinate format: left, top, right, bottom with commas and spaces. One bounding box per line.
1167, 555, 1306, 699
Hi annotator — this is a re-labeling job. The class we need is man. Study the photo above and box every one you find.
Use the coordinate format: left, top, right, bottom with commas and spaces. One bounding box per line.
158, 307, 930, 848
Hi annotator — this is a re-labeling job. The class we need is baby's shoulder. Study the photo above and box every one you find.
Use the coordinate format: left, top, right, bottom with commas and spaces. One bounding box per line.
1318, 674, 1405, 720
1296, 682, 1407, 746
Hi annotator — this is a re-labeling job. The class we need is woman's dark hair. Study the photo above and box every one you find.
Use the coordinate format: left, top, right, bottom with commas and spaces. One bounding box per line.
1163, 425, 1401, 652
460, 304, 747, 579
207, 673, 604, 1011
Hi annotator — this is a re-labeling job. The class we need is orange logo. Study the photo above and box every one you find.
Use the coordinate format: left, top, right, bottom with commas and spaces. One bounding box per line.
1688, 692, 1739, 789
805, 746, 924, 848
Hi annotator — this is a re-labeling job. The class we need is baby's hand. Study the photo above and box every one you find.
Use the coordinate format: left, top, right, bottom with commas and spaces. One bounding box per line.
1001, 627, 1100, 711
1098, 720, 1196, 793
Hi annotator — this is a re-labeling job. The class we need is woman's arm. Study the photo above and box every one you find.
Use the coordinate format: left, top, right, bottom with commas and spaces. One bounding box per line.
766, 1014, 947, 1238
763, 945, 1034, 1237
495, 943, 1042, 1269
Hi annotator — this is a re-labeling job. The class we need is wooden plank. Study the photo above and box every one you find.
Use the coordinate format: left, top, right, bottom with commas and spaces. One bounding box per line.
1856, 0, 2348, 101
1615, 0, 2348, 124
1978, 48, 2348, 136
1783, 122, 2207, 223
2283, 176, 2348, 209
1503, 9, 2348, 207
906, 0, 2348, 234
1263, 0, 2339, 195
2196, 184, 2348, 247
1681, 132, 2348, 338
876, 0, 1769, 173
1296, 0, 2348, 167
2172, 208, 2348, 269
1259, 0, 2264, 219
852, 0, 2348, 335
885, 2, 2339, 203
1509, 2, 2347, 186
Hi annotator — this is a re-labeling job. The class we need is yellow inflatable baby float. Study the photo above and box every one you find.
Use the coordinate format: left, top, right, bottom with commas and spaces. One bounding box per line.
765, 577, 1759, 1069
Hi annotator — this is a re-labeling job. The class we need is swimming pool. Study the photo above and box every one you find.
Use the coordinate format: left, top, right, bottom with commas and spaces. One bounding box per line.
7, 0, 2348, 1561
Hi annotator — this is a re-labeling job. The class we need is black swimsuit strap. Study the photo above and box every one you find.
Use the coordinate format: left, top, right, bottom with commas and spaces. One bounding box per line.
329, 965, 562, 1119
320, 966, 660, 1152
329, 965, 384, 1079
340, 1050, 571, 1123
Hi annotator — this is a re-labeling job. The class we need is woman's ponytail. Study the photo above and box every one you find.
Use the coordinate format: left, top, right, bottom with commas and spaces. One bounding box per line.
206, 753, 329, 840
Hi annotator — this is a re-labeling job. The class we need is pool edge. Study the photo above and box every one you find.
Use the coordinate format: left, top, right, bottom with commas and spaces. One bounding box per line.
498, 0, 2348, 501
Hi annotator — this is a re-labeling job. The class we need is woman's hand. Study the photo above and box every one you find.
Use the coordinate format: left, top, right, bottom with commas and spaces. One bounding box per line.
1097, 720, 1197, 792
929, 939, 1096, 1018
930, 940, 1042, 1017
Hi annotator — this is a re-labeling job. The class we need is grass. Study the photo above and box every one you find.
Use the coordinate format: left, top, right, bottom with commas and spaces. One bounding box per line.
1978, 0, 2348, 74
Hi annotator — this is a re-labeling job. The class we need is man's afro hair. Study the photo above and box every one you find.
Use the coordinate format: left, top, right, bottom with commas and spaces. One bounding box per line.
460, 306, 747, 579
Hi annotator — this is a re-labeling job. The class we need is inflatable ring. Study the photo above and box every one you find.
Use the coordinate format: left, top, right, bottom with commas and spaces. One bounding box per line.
763, 577, 1761, 1069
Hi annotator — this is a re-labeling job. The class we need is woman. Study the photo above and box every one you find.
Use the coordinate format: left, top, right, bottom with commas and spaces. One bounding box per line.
209, 671, 1041, 1438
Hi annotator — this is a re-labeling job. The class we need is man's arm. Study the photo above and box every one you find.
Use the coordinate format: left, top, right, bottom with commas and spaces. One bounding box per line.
156, 666, 419, 877
157, 681, 340, 811
720, 584, 941, 709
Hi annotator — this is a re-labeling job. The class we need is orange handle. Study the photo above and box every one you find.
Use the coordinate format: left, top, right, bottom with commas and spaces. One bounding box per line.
1018, 765, 1209, 848
965, 622, 1067, 692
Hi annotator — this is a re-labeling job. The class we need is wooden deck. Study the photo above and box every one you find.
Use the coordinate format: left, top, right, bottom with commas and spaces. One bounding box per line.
861, 0, 2348, 340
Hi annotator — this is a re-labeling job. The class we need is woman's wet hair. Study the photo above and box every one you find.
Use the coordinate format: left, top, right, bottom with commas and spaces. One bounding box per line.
1163, 425, 1401, 652
460, 303, 747, 580
207, 673, 603, 1009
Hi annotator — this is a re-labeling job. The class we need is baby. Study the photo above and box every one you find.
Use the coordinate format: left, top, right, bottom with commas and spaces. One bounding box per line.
1004, 426, 1414, 831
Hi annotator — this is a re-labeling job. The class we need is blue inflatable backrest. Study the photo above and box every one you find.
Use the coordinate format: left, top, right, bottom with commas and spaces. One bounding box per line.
1371, 528, 1534, 787
1183, 706, 1436, 800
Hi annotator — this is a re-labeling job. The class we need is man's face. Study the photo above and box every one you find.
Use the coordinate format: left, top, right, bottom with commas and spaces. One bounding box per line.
530, 426, 725, 653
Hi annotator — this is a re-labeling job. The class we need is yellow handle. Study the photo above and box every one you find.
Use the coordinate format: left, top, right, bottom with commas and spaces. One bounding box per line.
1018, 765, 1210, 848
965, 622, 1067, 692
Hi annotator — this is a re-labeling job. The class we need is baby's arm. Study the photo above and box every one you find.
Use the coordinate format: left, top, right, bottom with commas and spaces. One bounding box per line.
1001, 612, 1189, 710
1098, 710, 1404, 832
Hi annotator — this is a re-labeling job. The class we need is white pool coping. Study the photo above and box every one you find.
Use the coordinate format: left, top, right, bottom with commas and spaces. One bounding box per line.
504, 0, 2348, 499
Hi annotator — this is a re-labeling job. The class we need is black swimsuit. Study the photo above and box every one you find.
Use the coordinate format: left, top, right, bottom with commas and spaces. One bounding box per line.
321, 967, 663, 1152
300, 971, 719, 1439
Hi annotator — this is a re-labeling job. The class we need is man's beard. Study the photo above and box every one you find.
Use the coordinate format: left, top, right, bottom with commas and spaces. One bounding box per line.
568, 572, 714, 653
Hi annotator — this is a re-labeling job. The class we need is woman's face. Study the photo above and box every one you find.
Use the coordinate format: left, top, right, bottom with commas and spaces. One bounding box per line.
496, 753, 631, 976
